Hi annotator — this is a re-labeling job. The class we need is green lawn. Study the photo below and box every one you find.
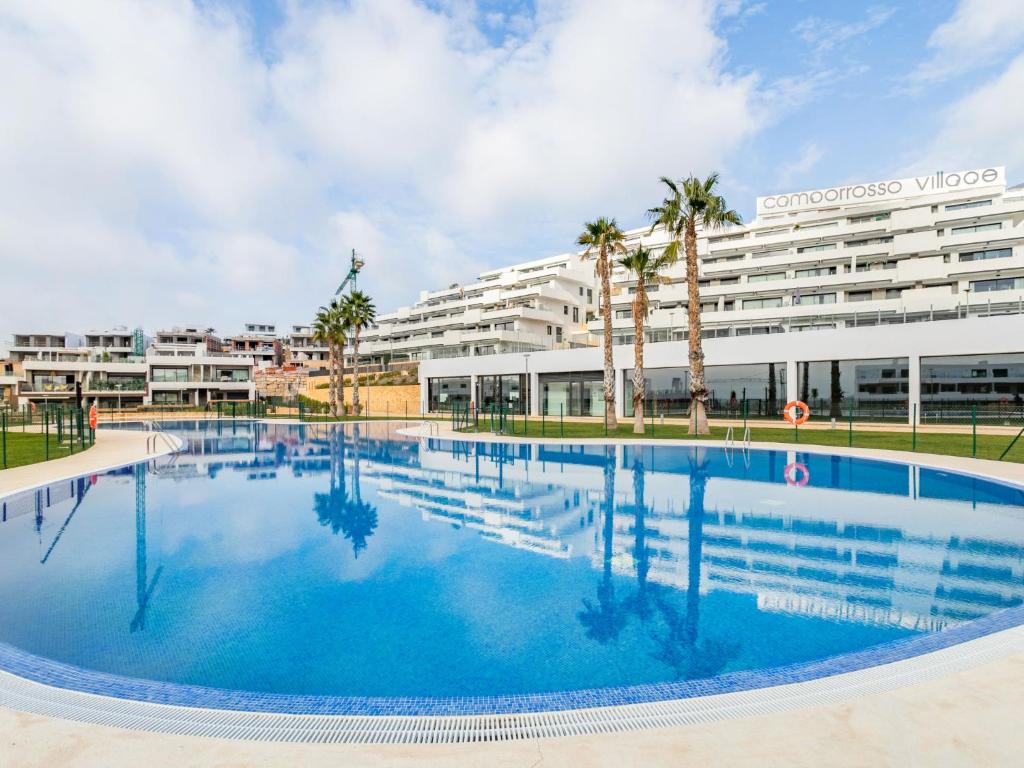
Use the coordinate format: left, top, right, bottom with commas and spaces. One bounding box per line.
456, 418, 1024, 464
1, 431, 82, 469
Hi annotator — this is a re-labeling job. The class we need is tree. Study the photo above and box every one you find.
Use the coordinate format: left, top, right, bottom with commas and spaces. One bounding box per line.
578, 218, 627, 429
648, 174, 741, 434
341, 291, 377, 416
829, 361, 843, 418
313, 299, 347, 418
618, 246, 672, 434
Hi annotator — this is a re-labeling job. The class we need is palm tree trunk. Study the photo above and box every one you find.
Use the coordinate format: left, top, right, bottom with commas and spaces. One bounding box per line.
685, 222, 709, 434
338, 335, 347, 417
328, 342, 338, 418
632, 276, 645, 435
352, 330, 361, 415
600, 244, 618, 428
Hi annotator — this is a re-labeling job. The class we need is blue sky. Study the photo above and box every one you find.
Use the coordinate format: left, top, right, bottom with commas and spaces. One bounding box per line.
1, 0, 1023, 342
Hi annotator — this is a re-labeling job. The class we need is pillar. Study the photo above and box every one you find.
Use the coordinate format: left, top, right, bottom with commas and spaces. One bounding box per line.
615, 367, 626, 419
470, 374, 479, 408
529, 372, 540, 416
908, 354, 921, 425
786, 360, 798, 405
420, 378, 429, 415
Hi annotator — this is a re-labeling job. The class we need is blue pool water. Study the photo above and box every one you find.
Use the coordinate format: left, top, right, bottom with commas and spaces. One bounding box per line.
1, 420, 1023, 708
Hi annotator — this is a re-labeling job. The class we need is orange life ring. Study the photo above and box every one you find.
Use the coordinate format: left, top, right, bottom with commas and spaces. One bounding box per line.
783, 400, 811, 426
88, 404, 98, 430
784, 462, 810, 486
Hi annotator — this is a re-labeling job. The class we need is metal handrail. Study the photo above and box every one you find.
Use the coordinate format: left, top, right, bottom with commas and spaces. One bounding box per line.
725, 426, 735, 447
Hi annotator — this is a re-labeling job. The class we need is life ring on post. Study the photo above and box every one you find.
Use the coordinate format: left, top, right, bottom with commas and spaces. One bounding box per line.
783, 400, 811, 426
784, 462, 810, 486
88, 403, 98, 430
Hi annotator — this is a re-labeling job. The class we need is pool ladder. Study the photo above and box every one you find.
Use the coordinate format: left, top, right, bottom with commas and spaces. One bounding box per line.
724, 426, 752, 468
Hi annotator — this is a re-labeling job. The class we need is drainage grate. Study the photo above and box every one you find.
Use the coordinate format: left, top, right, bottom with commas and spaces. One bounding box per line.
1, 626, 1021, 744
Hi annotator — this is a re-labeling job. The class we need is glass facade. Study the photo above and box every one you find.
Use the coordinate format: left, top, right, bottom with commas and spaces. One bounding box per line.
477, 374, 528, 414
797, 358, 909, 421
152, 367, 189, 383
427, 376, 471, 412
540, 371, 604, 416
624, 363, 787, 418
921, 353, 1024, 423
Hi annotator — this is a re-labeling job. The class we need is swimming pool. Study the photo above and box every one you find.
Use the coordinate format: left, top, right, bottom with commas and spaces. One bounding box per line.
1, 420, 1022, 716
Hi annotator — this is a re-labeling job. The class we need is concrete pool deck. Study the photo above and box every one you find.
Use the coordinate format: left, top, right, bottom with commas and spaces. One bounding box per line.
1, 419, 1023, 766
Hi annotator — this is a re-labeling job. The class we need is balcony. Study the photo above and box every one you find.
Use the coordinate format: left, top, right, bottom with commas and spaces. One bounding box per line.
89, 379, 147, 391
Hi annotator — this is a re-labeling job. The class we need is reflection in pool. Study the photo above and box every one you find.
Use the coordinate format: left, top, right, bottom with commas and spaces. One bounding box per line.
1, 420, 1022, 701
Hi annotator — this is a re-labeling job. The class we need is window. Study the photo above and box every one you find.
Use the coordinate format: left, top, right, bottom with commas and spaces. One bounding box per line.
797, 243, 837, 253
152, 368, 188, 383
801, 293, 836, 305
572, 307, 579, 322
958, 247, 1012, 262
848, 212, 891, 223
748, 272, 786, 283
743, 297, 783, 309
847, 290, 873, 302
718, 277, 739, 285
971, 277, 1024, 293
615, 309, 633, 319
563, 305, 568, 315
971, 369, 987, 378
993, 369, 1009, 378
546, 325, 553, 335
886, 288, 902, 299
845, 236, 893, 247
752, 249, 790, 259
579, 287, 584, 296
951, 222, 1002, 235
945, 199, 992, 211
795, 266, 837, 278
587, 289, 593, 302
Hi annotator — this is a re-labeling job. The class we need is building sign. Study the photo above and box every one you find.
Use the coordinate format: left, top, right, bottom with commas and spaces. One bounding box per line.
756, 167, 1005, 216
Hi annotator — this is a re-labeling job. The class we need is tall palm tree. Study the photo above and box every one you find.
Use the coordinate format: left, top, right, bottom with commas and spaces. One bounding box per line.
341, 291, 377, 416
313, 301, 346, 418
618, 246, 672, 434
648, 174, 742, 434
578, 218, 627, 429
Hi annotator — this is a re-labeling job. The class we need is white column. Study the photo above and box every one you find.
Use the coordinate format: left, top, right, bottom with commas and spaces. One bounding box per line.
529, 372, 540, 416
786, 360, 798, 404
470, 374, 479, 409
420, 377, 429, 415
615, 367, 626, 419
908, 353, 921, 425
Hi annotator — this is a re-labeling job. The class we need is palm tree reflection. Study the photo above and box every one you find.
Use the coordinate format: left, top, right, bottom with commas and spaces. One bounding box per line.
578, 445, 629, 643
649, 449, 738, 679
625, 454, 653, 622
313, 425, 378, 558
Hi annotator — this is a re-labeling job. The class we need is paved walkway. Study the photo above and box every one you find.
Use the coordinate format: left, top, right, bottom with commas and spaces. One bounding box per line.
0, 427, 181, 497
2, 652, 1021, 767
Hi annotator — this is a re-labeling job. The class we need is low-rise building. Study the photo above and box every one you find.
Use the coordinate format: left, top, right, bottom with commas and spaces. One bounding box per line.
225, 322, 283, 368
286, 325, 329, 370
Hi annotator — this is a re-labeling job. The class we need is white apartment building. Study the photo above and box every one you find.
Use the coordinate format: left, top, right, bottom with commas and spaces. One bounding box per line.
225, 322, 283, 368
418, 166, 1024, 423
5, 326, 255, 408
349, 253, 599, 368
286, 325, 330, 370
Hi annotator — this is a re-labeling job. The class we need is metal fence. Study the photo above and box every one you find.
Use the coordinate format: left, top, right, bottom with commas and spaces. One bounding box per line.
1, 404, 96, 469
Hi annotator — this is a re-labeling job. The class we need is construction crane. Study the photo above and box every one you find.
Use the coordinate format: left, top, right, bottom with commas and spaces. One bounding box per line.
335, 248, 365, 296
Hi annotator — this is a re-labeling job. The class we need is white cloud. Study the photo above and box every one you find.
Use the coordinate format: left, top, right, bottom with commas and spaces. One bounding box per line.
777, 143, 824, 188
906, 54, 1024, 175
909, 0, 1024, 84
0, 0, 764, 344
793, 6, 895, 54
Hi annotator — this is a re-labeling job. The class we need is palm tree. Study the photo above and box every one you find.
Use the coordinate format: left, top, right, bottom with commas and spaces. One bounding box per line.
578, 218, 627, 429
618, 246, 672, 434
341, 291, 377, 416
648, 174, 741, 434
312, 301, 346, 418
